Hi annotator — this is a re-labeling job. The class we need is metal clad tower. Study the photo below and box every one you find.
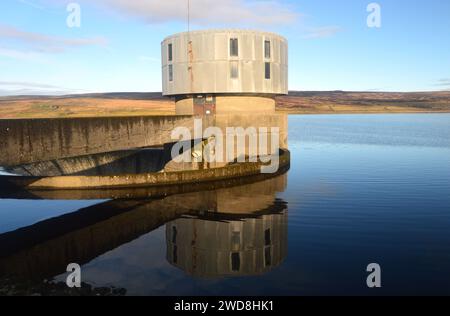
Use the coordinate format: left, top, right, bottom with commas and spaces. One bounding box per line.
161, 29, 288, 115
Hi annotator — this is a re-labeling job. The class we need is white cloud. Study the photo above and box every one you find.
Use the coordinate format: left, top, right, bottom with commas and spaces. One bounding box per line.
17, 0, 46, 10
0, 81, 61, 89
436, 78, 450, 86
0, 24, 108, 53
0, 80, 84, 96
302, 26, 342, 39
91, 0, 298, 26
0, 88, 84, 96
434, 78, 450, 91
0, 47, 48, 62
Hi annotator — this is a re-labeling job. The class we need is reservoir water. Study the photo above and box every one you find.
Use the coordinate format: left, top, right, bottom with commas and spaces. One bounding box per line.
1, 114, 449, 295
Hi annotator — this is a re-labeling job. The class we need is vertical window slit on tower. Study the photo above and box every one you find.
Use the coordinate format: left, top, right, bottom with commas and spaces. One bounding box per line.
172, 226, 177, 243
265, 62, 271, 79
265, 229, 271, 246
230, 38, 239, 57
169, 64, 173, 82
231, 252, 241, 271
264, 40, 271, 59
168, 43, 173, 61
230, 61, 239, 79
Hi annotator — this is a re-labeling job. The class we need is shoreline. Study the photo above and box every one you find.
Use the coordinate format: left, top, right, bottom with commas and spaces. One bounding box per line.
278, 109, 450, 115
1, 109, 449, 120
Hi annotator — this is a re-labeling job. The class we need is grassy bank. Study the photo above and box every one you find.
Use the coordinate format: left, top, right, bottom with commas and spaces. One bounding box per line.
0, 91, 449, 118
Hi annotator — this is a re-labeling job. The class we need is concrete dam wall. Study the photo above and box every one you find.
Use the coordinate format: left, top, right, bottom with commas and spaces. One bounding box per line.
0, 114, 288, 168
0, 113, 289, 191
0, 116, 194, 166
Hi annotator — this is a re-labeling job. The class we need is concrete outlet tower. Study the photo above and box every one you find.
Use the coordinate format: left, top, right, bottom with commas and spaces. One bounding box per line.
161, 29, 288, 115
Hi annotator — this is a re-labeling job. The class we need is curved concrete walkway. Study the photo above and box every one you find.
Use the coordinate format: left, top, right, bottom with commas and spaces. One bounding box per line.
0, 150, 290, 190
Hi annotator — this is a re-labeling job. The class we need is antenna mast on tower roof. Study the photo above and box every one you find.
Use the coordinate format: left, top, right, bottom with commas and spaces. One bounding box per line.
188, 0, 190, 34
187, 0, 194, 92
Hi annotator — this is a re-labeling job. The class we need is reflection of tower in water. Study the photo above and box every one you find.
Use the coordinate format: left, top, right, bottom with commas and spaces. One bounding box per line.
165, 173, 288, 278
166, 211, 287, 277
0, 173, 288, 283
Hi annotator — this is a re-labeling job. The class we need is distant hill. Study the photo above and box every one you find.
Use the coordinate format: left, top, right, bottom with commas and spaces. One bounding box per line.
276, 91, 450, 113
0, 92, 166, 101
0, 91, 449, 118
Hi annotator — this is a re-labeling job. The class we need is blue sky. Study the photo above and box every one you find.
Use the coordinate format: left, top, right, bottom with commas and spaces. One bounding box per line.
0, 0, 449, 95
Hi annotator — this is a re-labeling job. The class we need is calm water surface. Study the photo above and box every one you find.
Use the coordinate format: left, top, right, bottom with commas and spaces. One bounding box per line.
1, 114, 450, 295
